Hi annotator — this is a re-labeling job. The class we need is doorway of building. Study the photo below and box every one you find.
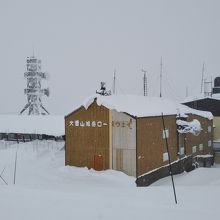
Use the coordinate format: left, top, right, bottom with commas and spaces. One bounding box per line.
94, 154, 104, 171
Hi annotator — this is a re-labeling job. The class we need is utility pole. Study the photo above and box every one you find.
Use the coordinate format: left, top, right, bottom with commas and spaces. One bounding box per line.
160, 57, 163, 98
161, 113, 178, 204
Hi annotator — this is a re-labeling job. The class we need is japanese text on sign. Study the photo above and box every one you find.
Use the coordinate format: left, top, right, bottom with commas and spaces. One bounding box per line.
112, 119, 132, 129
69, 120, 108, 128
69, 118, 133, 129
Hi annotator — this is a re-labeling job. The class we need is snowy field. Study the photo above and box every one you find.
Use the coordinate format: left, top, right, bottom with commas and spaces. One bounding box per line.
0, 140, 220, 220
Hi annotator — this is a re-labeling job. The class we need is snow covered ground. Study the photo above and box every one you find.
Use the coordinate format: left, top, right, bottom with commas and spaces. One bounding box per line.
0, 140, 220, 220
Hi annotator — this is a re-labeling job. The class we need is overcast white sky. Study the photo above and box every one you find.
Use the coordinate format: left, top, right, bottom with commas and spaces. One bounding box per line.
0, 0, 219, 115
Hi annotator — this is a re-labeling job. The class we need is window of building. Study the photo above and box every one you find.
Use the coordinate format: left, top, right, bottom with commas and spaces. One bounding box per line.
163, 152, 169, 162
162, 129, 169, 139
192, 146, 197, 153
199, 144, 203, 151
179, 147, 185, 155
208, 140, 212, 147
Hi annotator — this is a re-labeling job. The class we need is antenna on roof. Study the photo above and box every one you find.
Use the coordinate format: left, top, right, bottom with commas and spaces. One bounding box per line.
32, 44, 35, 57
185, 86, 189, 97
160, 57, 163, 98
113, 69, 116, 95
141, 69, 147, 96
201, 62, 205, 94
204, 78, 212, 97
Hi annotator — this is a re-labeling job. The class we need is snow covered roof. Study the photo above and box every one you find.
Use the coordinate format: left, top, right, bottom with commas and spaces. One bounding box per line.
183, 93, 220, 103
0, 115, 64, 136
81, 94, 213, 120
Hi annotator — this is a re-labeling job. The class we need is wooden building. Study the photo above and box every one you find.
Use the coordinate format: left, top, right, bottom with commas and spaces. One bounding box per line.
183, 97, 220, 116
65, 95, 213, 179
183, 96, 220, 164
183, 97, 220, 140
183, 77, 220, 143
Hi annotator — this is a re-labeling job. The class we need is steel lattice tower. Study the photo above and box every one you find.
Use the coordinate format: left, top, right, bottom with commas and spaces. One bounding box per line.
20, 56, 50, 115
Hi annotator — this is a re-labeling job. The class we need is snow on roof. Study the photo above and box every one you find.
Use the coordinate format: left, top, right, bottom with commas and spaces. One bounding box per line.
82, 94, 213, 120
179, 105, 213, 120
0, 115, 64, 136
183, 93, 220, 103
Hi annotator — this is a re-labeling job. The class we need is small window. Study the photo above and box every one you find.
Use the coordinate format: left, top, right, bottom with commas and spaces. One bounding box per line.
162, 129, 169, 139
208, 140, 212, 147
208, 126, 212, 133
199, 144, 203, 151
192, 146, 197, 153
179, 147, 185, 155
163, 152, 169, 161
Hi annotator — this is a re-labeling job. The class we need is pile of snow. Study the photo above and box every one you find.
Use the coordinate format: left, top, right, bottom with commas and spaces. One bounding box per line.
0, 140, 134, 189
0, 115, 64, 136
0, 141, 220, 220
178, 104, 213, 120
81, 94, 213, 119
177, 119, 202, 136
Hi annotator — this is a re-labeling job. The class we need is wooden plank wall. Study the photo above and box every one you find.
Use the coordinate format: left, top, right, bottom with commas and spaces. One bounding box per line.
213, 117, 220, 141
65, 101, 110, 170
136, 115, 178, 177
184, 114, 213, 156
112, 110, 136, 177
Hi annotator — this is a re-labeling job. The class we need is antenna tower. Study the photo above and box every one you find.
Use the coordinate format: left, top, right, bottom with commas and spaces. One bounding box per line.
20, 56, 50, 115
113, 69, 116, 95
142, 69, 147, 96
204, 78, 212, 97
201, 62, 205, 93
